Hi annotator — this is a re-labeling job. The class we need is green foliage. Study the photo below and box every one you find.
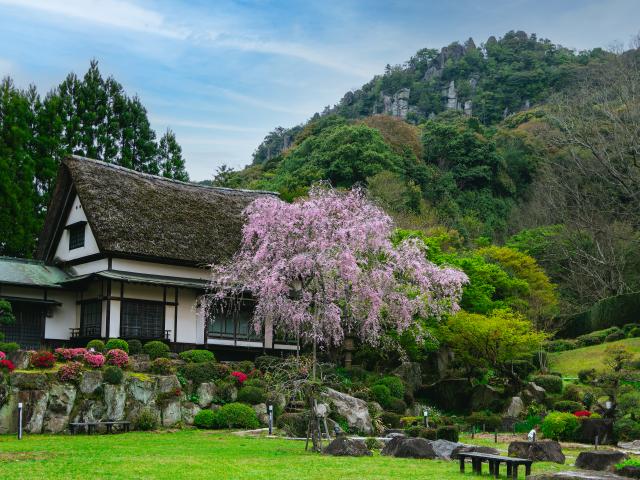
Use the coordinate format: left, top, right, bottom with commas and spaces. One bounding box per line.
128, 339, 142, 355
616, 459, 640, 470
134, 408, 158, 431
405, 426, 437, 440
546, 339, 577, 352
386, 398, 407, 414
103, 366, 124, 385
105, 339, 129, 353
614, 417, 640, 442
436, 425, 459, 442
466, 412, 502, 431
365, 437, 383, 450
236, 386, 266, 405
213, 402, 260, 429
143, 341, 170, 360
0, 342, 19, 353
515, 415, 542, 433
0, 299, 16, 330
370, 384, 392, 407
376, 376, 405, 399
617, 390, 640, 416
254, 356, 281, 371
540, 411, 580, 440
179, 350, 215, 364
150, 358, 175, 375
86, 339, 105, 352
233, 360, 255, 374
380, 412, 401, 428
606, 331, 626, 343
552, 400, 582, 413
531, 375, 563, 394
558, 292, 640, 338
194, 409, 216, 429
178, 362, 229, 386
276, 412, 309, 437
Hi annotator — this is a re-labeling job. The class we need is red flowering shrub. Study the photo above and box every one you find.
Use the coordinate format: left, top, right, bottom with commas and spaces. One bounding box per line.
231, 371, 247, 384
58, 361, 83, 382
55, 347, 88, 361
31, 351, 55, 369
106, 349, 129, 368
574, 410, 592, 417
0, 359, 15, 373
84, 352, 106, 368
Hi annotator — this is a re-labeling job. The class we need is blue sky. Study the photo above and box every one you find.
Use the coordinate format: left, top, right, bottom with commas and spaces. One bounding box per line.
0, 0, 638, 180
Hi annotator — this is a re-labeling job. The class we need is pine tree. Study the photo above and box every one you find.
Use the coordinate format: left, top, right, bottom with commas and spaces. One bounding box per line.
157, 129, 189, 181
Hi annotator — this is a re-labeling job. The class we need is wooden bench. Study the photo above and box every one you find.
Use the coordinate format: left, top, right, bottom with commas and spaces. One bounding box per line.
69, 421, 130, 435
458, 451, 533, 479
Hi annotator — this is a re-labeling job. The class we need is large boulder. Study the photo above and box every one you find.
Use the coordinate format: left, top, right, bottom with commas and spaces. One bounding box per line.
528, 472, 626, 479
129, 354, 151, 372
79, 371, 103, 395
506, 396, 525, 418
508, 440, 565, 464
161, 398, 182, 427
324, 437, 372, 457
253, 403, 268, 425
522, 382, 546, 403
417, 378, 473, 413
196, 382, 216, 408
575, 450, 628, 471
393, 362, 422, 393
19, 389, 49, 433
0, 387, 18, 433
127, 376, 155, 404
619, 440, 640, 452
322, 388, 372, 434
72, 398, 106, 424
381, 437, 436, 459
104, 384, 126, 421
43, 383, 76, 433
470, 384, 503, 412
181, 401, 201, 425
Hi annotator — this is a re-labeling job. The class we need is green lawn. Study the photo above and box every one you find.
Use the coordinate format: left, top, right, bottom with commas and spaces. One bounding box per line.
0, 430, 583, 479
549, 337, 640, 377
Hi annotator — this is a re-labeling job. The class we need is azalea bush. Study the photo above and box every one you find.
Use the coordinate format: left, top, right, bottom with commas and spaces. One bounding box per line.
30, 350, 55, 369
574, 410, 592, 417
0, 351, 5, 360
84, 352, 106, 368
55, 347, 87, 362
57, 361, 83, 382
106, 349, 129, 368
0, 358, 15, 374
231, 371, 247, 385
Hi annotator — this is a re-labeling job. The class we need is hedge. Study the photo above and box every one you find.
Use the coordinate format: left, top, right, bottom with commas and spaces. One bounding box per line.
531, 375, 563, 394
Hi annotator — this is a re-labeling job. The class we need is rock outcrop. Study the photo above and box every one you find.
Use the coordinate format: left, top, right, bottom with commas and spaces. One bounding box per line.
322, 388, 372, 434
381, 88, 411, 119
508, 440, 565, 464
324, 437, 372, 457
575, 450, 628, 471
381, 436, 436, 459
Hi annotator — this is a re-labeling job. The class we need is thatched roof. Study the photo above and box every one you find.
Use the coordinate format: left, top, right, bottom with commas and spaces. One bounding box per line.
37, 156, 276, 266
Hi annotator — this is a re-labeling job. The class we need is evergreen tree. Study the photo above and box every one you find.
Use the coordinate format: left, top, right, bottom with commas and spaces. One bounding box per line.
157, 129, 188, 181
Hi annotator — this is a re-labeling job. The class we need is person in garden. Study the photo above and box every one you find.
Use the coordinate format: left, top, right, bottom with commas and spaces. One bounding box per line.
528, 426, 539, 442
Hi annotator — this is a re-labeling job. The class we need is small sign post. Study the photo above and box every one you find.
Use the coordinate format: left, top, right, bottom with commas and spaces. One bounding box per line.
18, 402, 23, 440
268, 404, 274, 435
423, 409, 429, 428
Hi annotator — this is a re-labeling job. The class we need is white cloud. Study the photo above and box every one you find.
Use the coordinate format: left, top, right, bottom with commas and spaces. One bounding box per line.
0, 0, 188, 38
149, 116, 265, 133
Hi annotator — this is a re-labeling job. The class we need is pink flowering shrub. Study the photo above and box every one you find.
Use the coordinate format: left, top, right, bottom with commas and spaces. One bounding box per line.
58, 361, 83, 382
231, 371, 247, 384
55, 347, 88, 361
0, 351, 5, 360
106, 349, 129, 368
84, 352, 106, 368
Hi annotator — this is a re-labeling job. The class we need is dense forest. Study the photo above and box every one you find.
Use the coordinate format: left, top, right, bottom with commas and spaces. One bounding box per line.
0, 60, 188, 258
213, 31, 640, 318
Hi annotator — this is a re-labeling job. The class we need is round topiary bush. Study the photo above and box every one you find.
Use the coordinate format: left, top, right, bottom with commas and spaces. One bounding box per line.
143, 341, 170, 360
377, 376, 405, 399
178, 361, 227, 385
436, 425, 459, 442
135, 408, 158, 431
532, 374, 563, 394
128, 339, 143, 354
237, 386, 266, 405
179, 349, 215, 364
605, 331, 626, 343
615, 417, 640, 442
370, 384, 391, 407
386, 397, 407, 414
553, 400, 583, 413
105, 338, 129, 353
628, 327, 640, 338
214, 402, 260, 429
86, 339, 105, 352
540, 411, 580, 440
380, 412, 401, 428
466, 412, 503, 431
150, 358, 175, 375
194, 409, 217, 429
103, 365, 124, 385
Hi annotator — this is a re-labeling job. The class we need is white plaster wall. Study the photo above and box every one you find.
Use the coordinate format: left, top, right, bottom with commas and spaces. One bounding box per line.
108, 298, 120, 339
111, 258, 210, 281
53, 195, 100, 262
45, 290, 77, 339
69, 258, 109, 276
176, 289, 201, 344
122, 283, 165, 301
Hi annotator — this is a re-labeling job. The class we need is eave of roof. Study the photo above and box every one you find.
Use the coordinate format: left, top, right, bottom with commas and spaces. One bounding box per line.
0, 257, 69, 288
59, 270, 210, 290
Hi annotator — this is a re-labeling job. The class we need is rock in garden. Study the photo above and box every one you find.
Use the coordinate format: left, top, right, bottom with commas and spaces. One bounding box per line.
324, 437, 372, 457
79, 370, 103, 394
322, 388, 372, 434
470, 384, 503, 412
10, 372, 48, 390
20, 389, 49, 433
506, 396, 524, 418
253, 403, 268, 425
527, 471, 626, 479
393, 362, 422, 392
508, 440, 565, 464
522, 382, 546, 403
196, 382, 217, 408
7, 351, 30, 370
381, 437, 436, 459
575, 450, 628, 471
618, 440, 640, 452
617, 465, 640, 479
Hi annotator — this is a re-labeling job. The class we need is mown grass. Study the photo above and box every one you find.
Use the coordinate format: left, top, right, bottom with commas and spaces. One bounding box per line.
0, 430, 581, 480
549, 337, 640, 376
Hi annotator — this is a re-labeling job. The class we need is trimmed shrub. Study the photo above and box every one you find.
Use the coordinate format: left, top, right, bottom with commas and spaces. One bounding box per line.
31, 350, 55, 369
276, 412, 308, 437
628, 327, 640, 338
84, 352, 105, 368
605, 331, 626, 342
105, 338, 129, 353
179, 349, 215, 364
215, 380, 238, 403
405, 426, 436, 439
178, 361, 226, 385
214, 402, 259, 429
103, 365, 124, 385
466, 412, 502, 431
553, 400, 583, 413
194, 409, 216, 429
128, 339, 143, 354
57, 361, 83, 383
512, 360, 535, 378
365, 437, 383, 450
546, 339, 577, 352
532, 375, 563, 394
386, 398, 407, 414
0, 342, 19, 353
237, 386, 266, 405
106, 349, 129, 368
143, 341, 170, 360
380, 412, 401, 428
254, 355, 281, 371
377, 376, 405, 399
578, 369, 597, 384
436, 425, 459, 442
576, 333, 604, 348
562, 384, 583, 402
150, 358, 175, 375
623, 323, 640, 334
370, 384, 391, 407
540, 411, 580, 440
86, 339, 105, 352
135, 408, 158, 431
614, 417, 640, 442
